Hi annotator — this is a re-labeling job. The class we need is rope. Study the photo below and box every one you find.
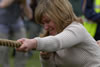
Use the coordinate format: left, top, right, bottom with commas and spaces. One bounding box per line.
0, 39, 21, 48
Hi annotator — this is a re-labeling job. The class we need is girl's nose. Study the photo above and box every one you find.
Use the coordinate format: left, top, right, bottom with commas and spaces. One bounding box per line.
44, 24, 49, 30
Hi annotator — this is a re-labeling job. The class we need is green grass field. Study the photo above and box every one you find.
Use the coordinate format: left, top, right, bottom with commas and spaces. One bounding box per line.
26, 51, 41, 67
10, 51, 41, 67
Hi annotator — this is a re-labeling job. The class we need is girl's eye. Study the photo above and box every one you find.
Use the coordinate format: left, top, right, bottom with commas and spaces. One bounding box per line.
42, 19, 50, 24
45, 19, 50, 23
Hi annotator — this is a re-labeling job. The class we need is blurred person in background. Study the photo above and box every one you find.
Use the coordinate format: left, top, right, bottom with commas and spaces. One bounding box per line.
81, 0, 100, 41
0, 0, 32, 67
24, 0, 42, 39
23, 0, 42, 57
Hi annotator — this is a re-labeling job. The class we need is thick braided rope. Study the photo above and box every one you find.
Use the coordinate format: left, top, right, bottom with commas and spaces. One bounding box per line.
0, 39, 21, 48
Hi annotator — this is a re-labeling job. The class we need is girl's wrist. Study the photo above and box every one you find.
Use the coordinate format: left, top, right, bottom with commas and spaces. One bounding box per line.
31, 39, 37, 50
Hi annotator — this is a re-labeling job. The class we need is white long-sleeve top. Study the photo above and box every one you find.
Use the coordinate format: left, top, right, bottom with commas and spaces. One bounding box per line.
35, 22, 100, 67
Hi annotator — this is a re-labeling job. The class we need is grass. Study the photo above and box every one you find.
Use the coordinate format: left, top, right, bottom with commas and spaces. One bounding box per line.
26, 51, 41, 67
10, 51, 41, 67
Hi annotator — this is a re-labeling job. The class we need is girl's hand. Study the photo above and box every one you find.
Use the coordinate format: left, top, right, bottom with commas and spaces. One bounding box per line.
40, 51, 53, 60
16, 38, 37, 52
97, 40, 100, 46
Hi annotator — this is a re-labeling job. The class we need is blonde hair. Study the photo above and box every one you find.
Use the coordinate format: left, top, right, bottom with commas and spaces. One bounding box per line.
35, 0, 82, 37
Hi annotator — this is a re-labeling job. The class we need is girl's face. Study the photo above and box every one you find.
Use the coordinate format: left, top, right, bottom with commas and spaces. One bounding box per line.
41, 15, 57, 35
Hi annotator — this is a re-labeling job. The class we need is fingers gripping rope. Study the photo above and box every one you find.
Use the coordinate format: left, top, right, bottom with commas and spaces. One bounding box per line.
0, 39, 21, 48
